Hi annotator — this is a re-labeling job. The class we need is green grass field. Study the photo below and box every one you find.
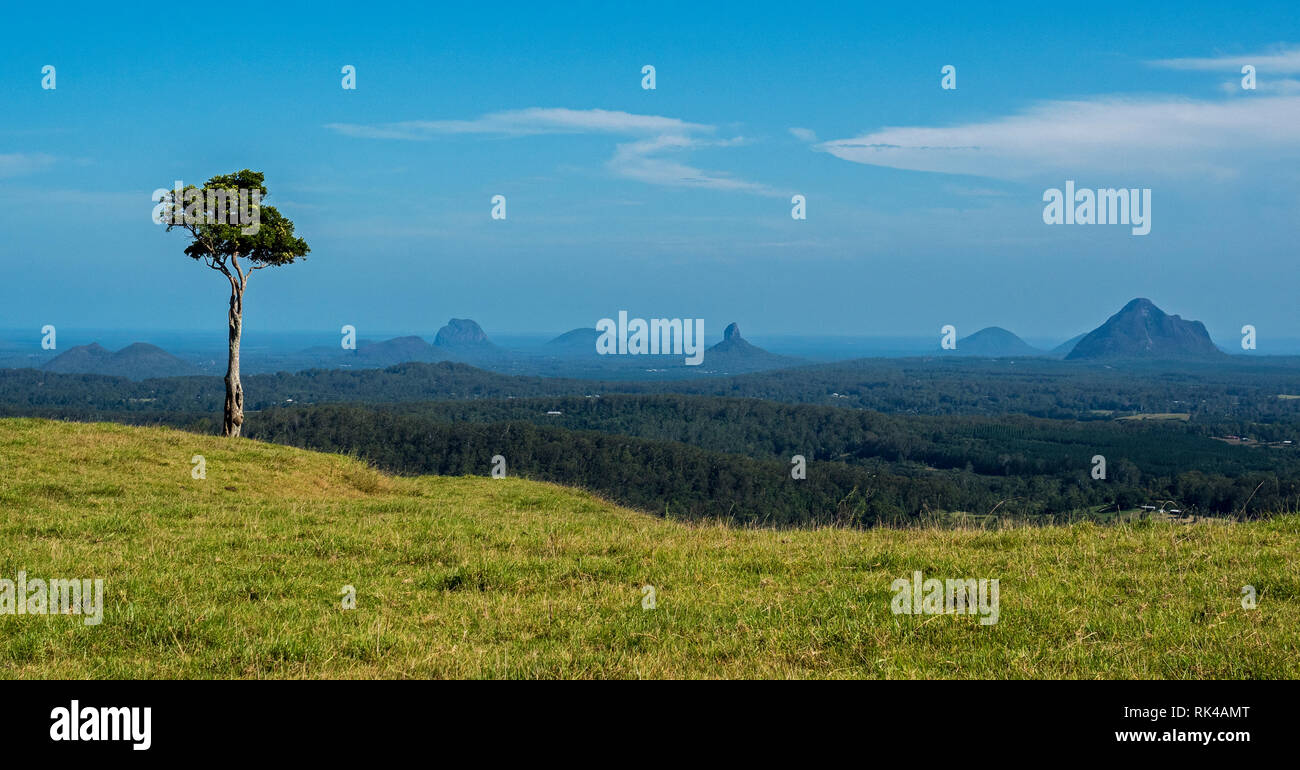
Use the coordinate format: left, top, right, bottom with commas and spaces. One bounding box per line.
1, 417, 1296, 679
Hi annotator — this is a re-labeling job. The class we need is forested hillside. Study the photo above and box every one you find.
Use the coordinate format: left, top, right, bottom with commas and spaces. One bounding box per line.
5, 362, 1299, 526
6, 356, 1300, 420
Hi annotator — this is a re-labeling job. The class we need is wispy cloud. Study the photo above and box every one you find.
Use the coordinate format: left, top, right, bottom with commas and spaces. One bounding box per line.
1219, 78, 1300, 95
0, 152, 55, 178
1150, 45, 1300, 73
328, 107, 709, 140
607, 134, 771, 193
816, 95, 1300, 180
328, 108, 773, 193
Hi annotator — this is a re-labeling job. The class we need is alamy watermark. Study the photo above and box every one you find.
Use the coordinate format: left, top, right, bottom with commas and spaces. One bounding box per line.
151, 180, 261, 235
50, 700, 151, 750
891, 570, 999, 625
0, 572, 103, 626
1043, 181, 1150, 236
596, 311, 706, 366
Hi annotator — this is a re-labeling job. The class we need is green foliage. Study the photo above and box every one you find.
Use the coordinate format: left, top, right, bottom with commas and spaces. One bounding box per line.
3, 362, 1298, 524
162, 169, 309, 271
230, 398, 1300, 523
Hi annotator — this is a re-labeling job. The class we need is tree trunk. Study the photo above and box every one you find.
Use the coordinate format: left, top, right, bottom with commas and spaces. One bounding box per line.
223, 287, 245, 437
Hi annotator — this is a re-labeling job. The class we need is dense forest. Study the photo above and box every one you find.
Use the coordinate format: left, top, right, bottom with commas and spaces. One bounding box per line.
11, 396, 1296, 526
226, 402, 1296, 523
4, 361, 1299, 527
316, 395, 1300, 479
5, 356, 1300, 420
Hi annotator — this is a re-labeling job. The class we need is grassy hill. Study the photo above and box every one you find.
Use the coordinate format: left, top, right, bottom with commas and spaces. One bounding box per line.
1, 417, 1296, 679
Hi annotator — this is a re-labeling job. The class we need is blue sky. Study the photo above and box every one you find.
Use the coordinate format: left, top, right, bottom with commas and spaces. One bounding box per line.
2, 1, 1298, 345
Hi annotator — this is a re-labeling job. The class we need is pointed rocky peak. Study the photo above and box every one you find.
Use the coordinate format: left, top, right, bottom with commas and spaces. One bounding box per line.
1067, 298, 1222, 360
1122, 297, 1158, 312
703, 321, 802, 372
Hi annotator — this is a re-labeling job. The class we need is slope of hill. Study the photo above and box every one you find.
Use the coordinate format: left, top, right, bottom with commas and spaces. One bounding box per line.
42, 342, 200, 379
953, 327, 1044, 357
1, 418, 1295, 679
545, 327, 601, 354
240, 398, 1300, 520
351, 336, 445, 367
1050, 333, 1086, 358
1067, 298, 1224, 360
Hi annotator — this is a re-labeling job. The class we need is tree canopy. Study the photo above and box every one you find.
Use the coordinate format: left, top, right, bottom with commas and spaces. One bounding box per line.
164, 169, 309, 283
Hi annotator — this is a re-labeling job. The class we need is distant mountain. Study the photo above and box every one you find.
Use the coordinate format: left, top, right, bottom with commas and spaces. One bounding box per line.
704, 323, 802, 371
1050, 333, 1087, 358
708, 322, 761, 355
545, 328, 601, 355
953, 327, 1044, 357
1066, 298, 1223, 361
434, 319, 495, 348
352, 336, 445, 367
43, 342, 200, 379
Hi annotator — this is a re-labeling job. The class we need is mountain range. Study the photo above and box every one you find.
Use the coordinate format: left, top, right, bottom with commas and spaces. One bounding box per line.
541, 320, 798, 373
25, 300, 1233, 380
43, 342, 200, 379
947, 298, 1224, 361
335, 319, 506, 368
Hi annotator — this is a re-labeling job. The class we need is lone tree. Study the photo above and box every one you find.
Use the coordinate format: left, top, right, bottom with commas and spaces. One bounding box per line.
161, 170, 309, 437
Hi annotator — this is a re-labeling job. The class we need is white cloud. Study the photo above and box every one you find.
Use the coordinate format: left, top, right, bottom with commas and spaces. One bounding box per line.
816, 95, 1300, 180
789, 127, 817, 142
327, 108, 709, 140
1219, 77, 1300, 95
1151, 46, 1300, 73
608, 134, 774, 194
328, 108, 768, 193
